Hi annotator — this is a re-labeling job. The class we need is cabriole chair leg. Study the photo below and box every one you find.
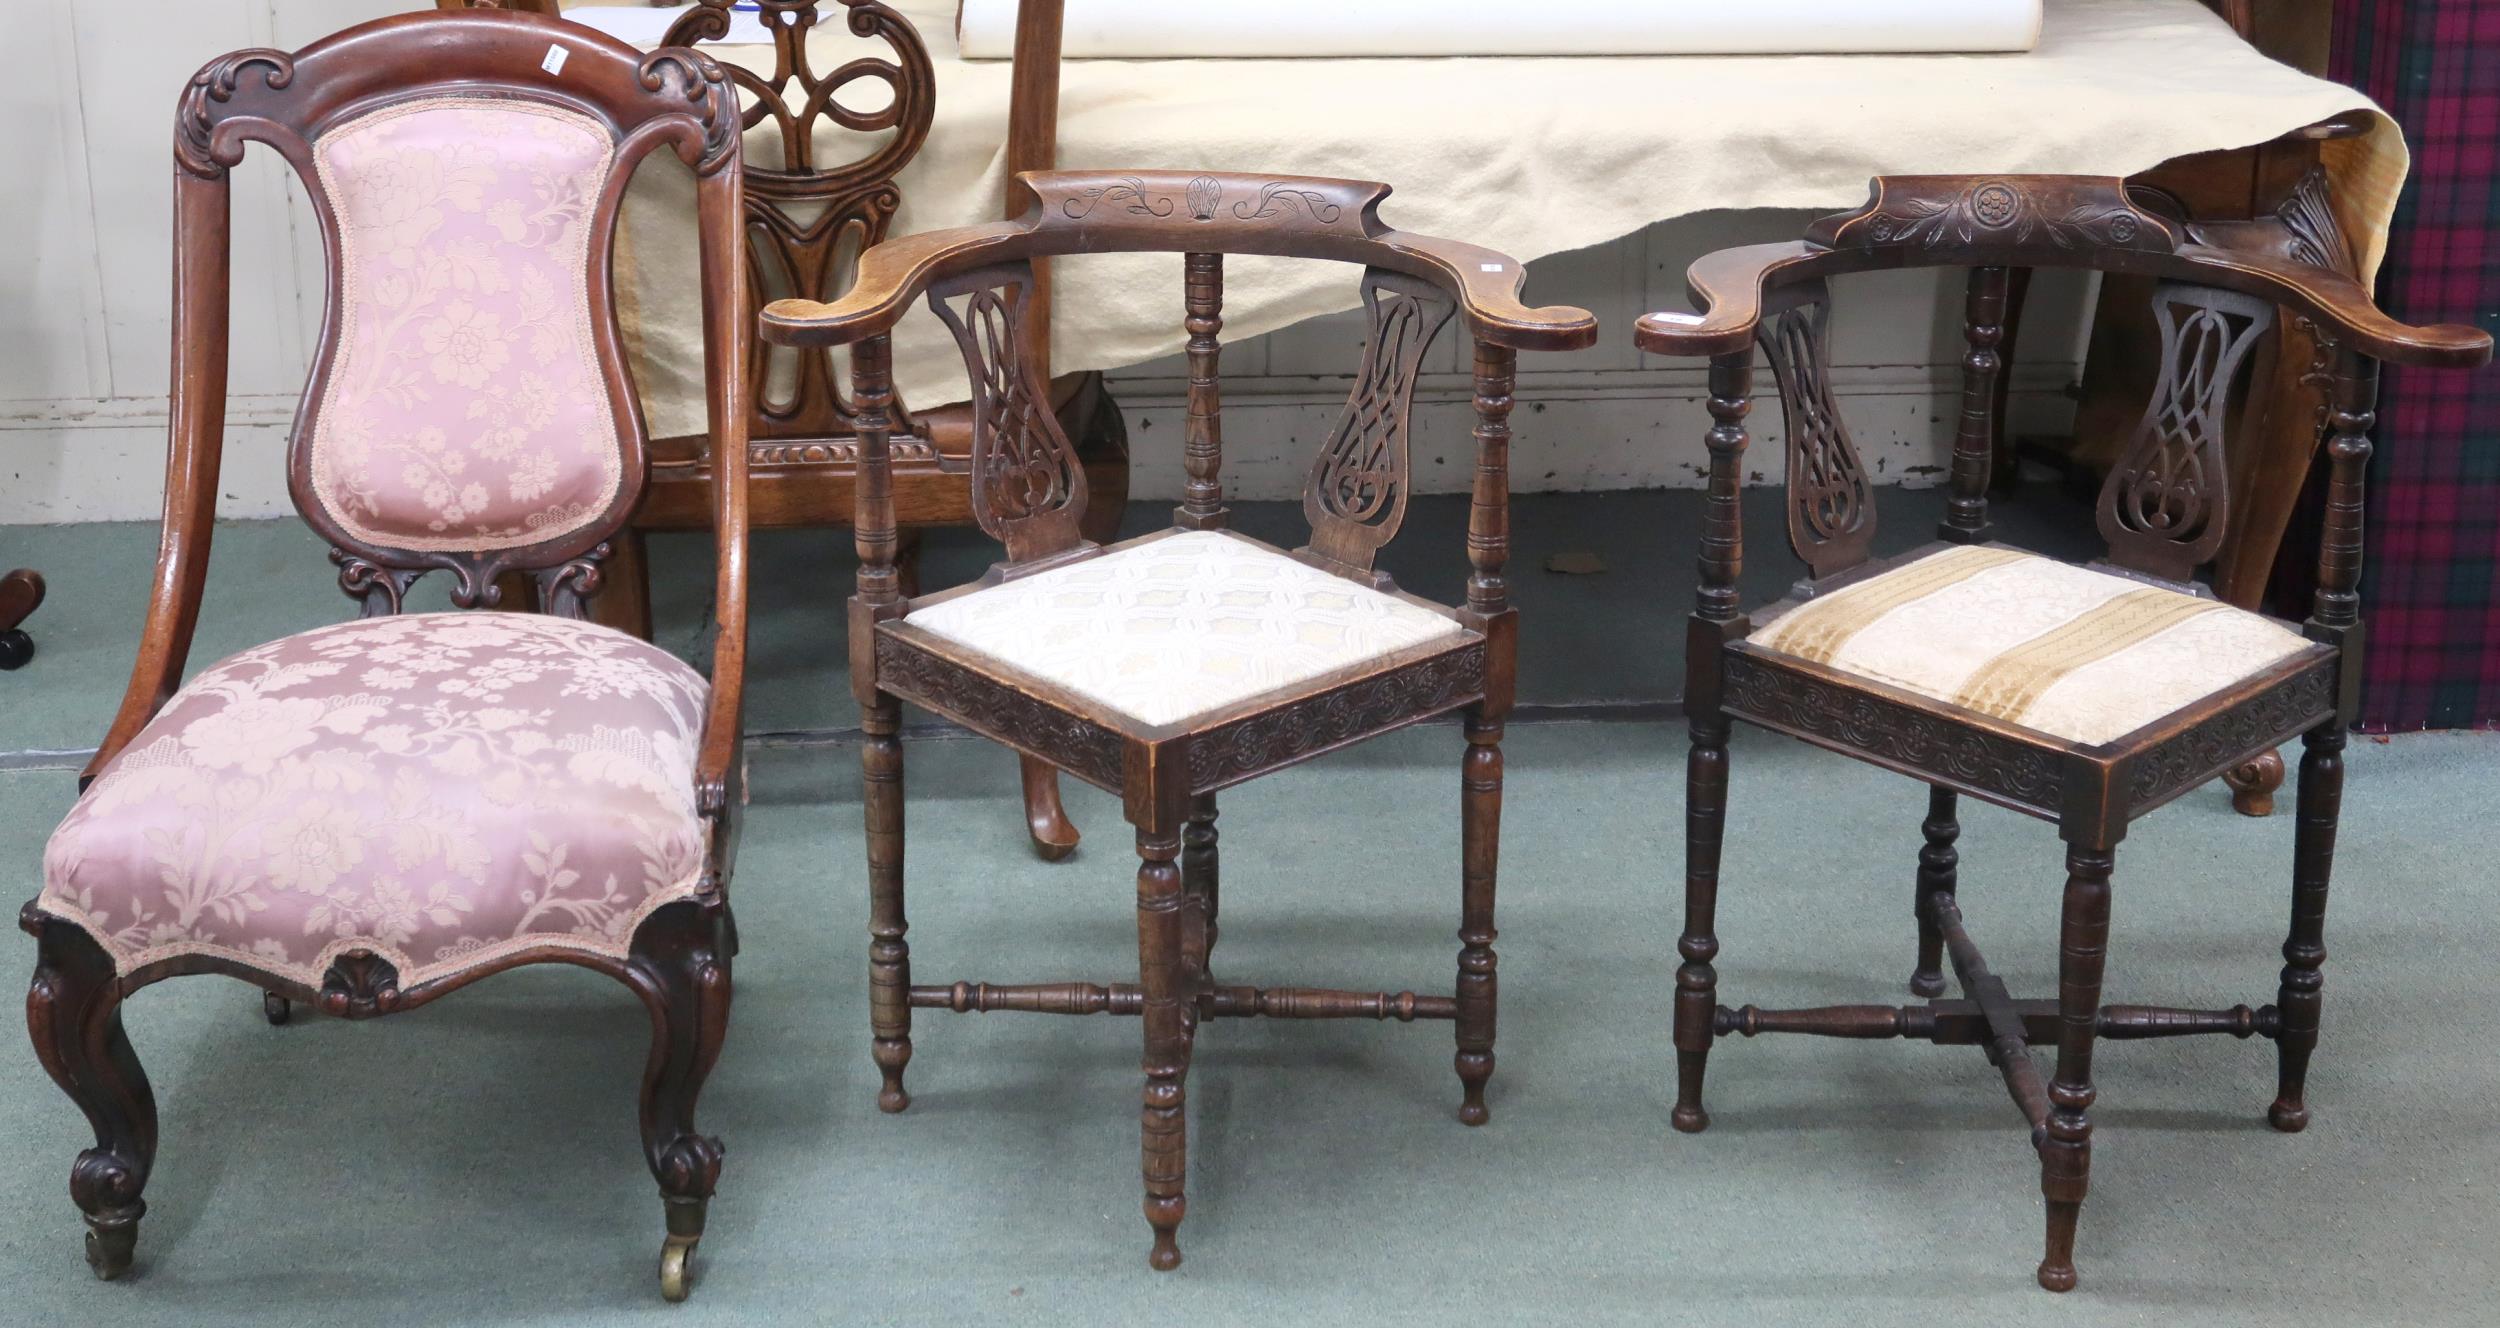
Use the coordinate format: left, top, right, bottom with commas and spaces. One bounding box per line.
23, 914, 157, 1282
630, 901, 731, 1304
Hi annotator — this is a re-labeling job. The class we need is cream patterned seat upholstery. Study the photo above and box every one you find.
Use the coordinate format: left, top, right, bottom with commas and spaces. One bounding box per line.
1748, 545, 2324, 746
41, 613, 711, 991
906, 530, 1468, 727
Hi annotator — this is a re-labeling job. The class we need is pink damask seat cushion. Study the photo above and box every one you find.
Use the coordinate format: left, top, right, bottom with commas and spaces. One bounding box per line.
40, 613, 711, 991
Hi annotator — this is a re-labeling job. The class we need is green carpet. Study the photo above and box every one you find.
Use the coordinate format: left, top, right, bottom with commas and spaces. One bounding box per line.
1, 501, 2491, 1324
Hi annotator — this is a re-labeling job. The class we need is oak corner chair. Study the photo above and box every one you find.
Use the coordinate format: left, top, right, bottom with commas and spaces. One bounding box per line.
759, 168, 1597, 1269
1637, 174, 2492, 1292
24, 12, 750, 1301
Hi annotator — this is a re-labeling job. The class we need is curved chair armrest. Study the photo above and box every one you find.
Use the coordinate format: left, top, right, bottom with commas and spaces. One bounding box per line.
759, 220, 1030, 348
2175, 240, 2492, 369
760, 168, 1599, 354
688, 154, 751, 822
1370, 228, 1598, 352
1634, 242, 1824, 358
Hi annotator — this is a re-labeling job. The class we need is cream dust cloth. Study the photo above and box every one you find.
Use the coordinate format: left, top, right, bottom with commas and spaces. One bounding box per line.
612, 0, 2407, 440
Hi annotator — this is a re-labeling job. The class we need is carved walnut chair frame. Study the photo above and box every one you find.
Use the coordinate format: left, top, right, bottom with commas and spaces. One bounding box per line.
603, 0, 1125, 863
760, 169, 1596, 1269
20, 13, 752, 1301
1638, 175, 2491, 1291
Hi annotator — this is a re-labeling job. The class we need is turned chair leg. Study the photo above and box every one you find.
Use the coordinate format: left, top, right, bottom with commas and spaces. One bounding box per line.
2271, 722, 2345, 1131
1673, 712, 1731, 1134
24, 917, 158, 1281
1135, 821, 1192, 1270
1910, 786, 1960, 997
1455, 713, 1503, 1126
1020, 754, 1081, 862
2038, 841, 2113, 1293
627, 901, 731, 1304
1181, 794, 1219, 980
2225, 747, 2285, 817
863, 695, 912, 1113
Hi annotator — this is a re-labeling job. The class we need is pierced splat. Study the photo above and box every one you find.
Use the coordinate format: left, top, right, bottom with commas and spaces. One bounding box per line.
666, 1, 935, 436
928, 265, 1090, 563
2097, 284, 2276, 582
1757, 285, 1875, 577
1302, 270, 1455, 572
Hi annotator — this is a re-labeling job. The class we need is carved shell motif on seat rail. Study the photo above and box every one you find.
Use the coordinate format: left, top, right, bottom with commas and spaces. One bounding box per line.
2096, 284, 2276, 581
1758, 295, 1874, 576
665, 0, 936, 434
1302, 271, 1456, 571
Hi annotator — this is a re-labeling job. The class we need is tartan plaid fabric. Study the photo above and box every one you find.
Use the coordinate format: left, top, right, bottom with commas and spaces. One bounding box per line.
2333, 1, 2500, 730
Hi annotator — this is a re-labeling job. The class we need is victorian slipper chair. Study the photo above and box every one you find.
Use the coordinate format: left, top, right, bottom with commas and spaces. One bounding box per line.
758, 170, 1596, 1269
1637, 175, 2492, 1291
23, 13, 752, 1301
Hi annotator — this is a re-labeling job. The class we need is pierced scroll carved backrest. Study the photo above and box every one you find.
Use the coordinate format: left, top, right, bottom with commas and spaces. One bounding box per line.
1757, 285, 1875, 578
1301, 269, 1455, 572
928, 264, 1089, 563
667, 0, 934, 438
2097, 283, 2276, 582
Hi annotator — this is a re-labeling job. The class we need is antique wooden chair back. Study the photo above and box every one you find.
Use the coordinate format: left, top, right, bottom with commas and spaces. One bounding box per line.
763, 169, 1594, 609
1649, 174, 2486, 632
90, 10, 749, 783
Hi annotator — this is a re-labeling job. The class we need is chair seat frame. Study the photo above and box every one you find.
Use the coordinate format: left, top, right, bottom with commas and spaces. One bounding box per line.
764, 168, 1594, 1269
1639, 174, 2490, 1292
20, 13, 751, 1302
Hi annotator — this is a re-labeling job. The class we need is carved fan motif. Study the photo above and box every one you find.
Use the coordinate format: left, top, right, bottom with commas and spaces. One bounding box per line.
666, 0, 934, 433
1759, 296, 1874, 576
2097, 284, 2276, 581
1303, 272, 1455, 570
928, 271, 1089, 559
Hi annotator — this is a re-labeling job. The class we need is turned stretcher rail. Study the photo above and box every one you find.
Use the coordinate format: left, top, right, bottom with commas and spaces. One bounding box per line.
913, 980, 1455, 1020
1716, 999, 2282, 1044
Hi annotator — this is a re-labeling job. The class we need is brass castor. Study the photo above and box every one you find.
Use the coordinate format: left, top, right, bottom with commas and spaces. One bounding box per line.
657, 1195, 706, 1302
658, 1235, 697, 1303
83, 1217, 139, 1281
263, 991, 291, 1025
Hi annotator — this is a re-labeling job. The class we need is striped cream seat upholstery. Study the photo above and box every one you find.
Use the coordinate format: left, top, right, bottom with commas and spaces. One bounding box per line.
1749, 545, 2321, 747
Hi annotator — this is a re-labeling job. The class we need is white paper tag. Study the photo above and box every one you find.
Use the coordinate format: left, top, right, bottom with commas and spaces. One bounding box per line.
541, 43, 570, 76
1479, 263, 1504, 273
1649, 312, 1707, 325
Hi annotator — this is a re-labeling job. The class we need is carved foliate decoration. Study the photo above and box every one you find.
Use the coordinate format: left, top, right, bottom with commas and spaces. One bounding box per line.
1302, 270, 1455, 571
1186, 643, 1486, 791
1721, 650, 2064, 815
1810, 176, 2181, 257
2124, 658, 2335, 809
2096, 284, 2276, 581
634, 48, 741, 173
1758, 294, 1874, 576
873, 633, 1126, 787
1055, 176, 1350, 228
666, 0, 935, 436
176, 50, 294, 178
329, 544, 609, 618
929, 267, 1090, 561
317, 950, 404, 1019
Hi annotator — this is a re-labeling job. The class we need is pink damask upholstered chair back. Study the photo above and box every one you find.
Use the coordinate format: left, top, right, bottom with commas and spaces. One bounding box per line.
20, 12, 758, 1302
